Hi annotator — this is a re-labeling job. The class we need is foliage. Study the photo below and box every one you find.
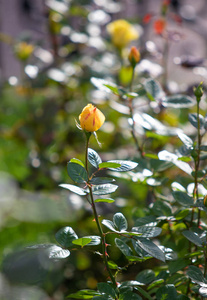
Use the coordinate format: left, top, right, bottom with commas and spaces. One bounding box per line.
1, 0, 207, 299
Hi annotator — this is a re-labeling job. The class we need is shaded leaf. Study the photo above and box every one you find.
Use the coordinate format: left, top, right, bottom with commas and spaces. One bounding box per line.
67, 162, 88, 183
156, 284, 177, 300
55, 226, 78, 248
102, 219, 117, 232
68, 289, 100, 299
59, 184, 88, 195
172, 191, 194, 206
132, 226, 162, 238
162, 95, 196, 108
144, 78, 164, 100
136, 269, 155, 284
182, 230, 203, 247
88, 148, 102, 168
97, 282, 116, 298
119, 291, 142, 300
136, 238, 165, 262
189, 113, 204, 129
91, 77, 118, 94
177, 132, 193, 148
115, 238, 133, 257
187, 265, 207, 285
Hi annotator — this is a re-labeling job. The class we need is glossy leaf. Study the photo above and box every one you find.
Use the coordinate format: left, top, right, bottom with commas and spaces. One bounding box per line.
94, 198, 115, 203
119, 291, 142, 300
136, 238, 165, 262
162, 95, 195, 108
83, 236, 101, 246
67, 162, 88, 183
182, 230, 203, 247
55, 226, 78, 248
187, 265, 207, 285
88, 148, 102, 168
97, 282, 116, 298
199, 286, 207, 297
132, 226, 162, 238
172, 191, 194, 206
144, 78, 164, 100
177, 132, 193, 148
90, 177, 115, 185
72, 237, 92, 247
169, 258, 189, 274
59, 184, 88, 195
107, 160, 138, 172
102, 219, 117, 232
115, 238, 133, 257
92, 184, 118, 195
113, 213, 128, 231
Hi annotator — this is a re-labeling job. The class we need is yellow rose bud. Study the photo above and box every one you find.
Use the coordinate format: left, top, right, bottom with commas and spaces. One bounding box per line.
107, 19, 139, 49
79, 104, 105, 132
128, 46, 140, 68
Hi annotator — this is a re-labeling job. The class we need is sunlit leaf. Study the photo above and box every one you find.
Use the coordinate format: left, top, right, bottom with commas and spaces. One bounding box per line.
91, 77, 118, 94
99, 162, 121, 169
59, 184, 88, 195
88, 148, 102, 168
92, 184, 118, 195
94, 198, 115, 203
136, 238, 165, 262
113, 213, 128, 231
107, 160, 138, 172
102, 219, 117, 232
144, 78, 164, 101
70, 158, 85, 167
67, 289, 100, 299
72, 237, 92, 247
187, 265, 207, 285
182, 230, 203, 247
90, 177, 115, 185
189, 113, 205, 129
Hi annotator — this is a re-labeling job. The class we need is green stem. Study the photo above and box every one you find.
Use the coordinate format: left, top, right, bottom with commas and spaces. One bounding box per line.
84, 132, 117, 291
129, 67, 144, 158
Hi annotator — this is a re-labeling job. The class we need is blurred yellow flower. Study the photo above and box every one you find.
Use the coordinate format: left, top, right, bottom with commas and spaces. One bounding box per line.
107, 19, 138, 49
79, 104, 105, 132
14, 42, 34, 61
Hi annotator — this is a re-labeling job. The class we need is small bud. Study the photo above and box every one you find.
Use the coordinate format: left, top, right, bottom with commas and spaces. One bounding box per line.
194, 82, 204, 101
153, 18, 166, 35
128, 46, 140, 68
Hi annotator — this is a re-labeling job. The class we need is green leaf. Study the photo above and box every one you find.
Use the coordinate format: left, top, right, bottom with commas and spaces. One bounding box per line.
152, 200, 172, 217
132, 226, 162, 238
177, 132, 193, 148
136, 238, 165, 262
135, 287, 154, 300
93, 296, 110, 300
158, 150, 193, 175
113, 212, 128, 231
147, 279, 164, 290
72, 237, 92, 247
90, 177, 115, 185
67, 289, 100, 299
134, 216, 157, 227
59, 184, 88, 195
88, 148, 102, 168
162, 95, 195, 108
92, 184, 118, 195
70, 158, 85, 167
136, 269, 155, 284
119, 291, 142, 300
107, 160, 138, 172
172, 191, 194, 206
169, 258, 189, 274
187, 265, 207, 285
102, 219, 117, 232
83, 236, 101, 246
115, 238, 133, 257
156, 284, 177, 300
189, 113, 205, 129
97, 282, 116, 298
108, 260, 119, 269
67, 162, 88, 183
55, 226, 78, 248
149, 159, 173, 172
182, 230, 203, 247
91, 77, 118, 94
99, 162, 121, 169
144, 78, 164, 101
94, 198, 115, 203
